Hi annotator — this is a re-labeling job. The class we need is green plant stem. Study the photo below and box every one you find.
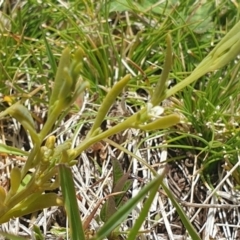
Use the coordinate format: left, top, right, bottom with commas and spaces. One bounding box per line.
151, 33, 172, 106
21, 102, 66, 178
164, 67, 208, 100
73, 110, 143, 159
35, 167, 58, 187
39, 101, 65, 140
0, 176, 38, 220
87, 74, 131, 137
0, 165, 59, 223
21, 144, 40, 179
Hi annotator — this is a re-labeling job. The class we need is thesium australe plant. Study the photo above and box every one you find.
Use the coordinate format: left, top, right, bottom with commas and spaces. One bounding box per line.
0, 1, 240, 239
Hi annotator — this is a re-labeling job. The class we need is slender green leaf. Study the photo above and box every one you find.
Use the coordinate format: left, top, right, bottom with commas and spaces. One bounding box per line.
33, 225, 45, 240
112, 158, 124, 185
127, 170, 165, 239
151, 33, 172, 106
0, 193, 63, 224
93, 172, 165, 240
161, 182, 201, 239
59, 164, 85, 240
49, 48, 70, 108
0, 143, 28, 156
88, 74, 131, 137
43, 32, 57, 75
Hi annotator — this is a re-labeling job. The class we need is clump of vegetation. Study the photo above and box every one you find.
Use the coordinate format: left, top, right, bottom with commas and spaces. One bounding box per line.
0, 0, 240, 239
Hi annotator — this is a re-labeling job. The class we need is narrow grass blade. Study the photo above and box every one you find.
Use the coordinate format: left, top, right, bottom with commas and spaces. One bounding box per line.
59, 164, 85, 240
161, 182, 201, 239
43, 32, 57, 75
127, 169, 166, 239
92, 172, 165, 240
